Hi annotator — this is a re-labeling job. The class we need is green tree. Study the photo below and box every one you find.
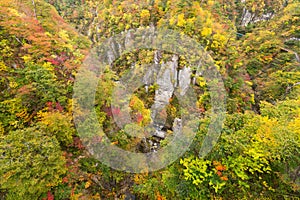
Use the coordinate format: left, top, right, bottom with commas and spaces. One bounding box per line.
0, 127, 67, 199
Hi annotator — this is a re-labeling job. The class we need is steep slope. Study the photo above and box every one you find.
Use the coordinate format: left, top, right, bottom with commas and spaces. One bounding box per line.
0, 0, 299, 199
0, 0, 90, 199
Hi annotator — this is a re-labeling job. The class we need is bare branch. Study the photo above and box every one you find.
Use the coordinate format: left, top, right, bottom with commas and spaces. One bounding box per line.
284, 82, 300, 98
32, 0, 37, 19
280, 47, 300, 63
14, 36, 22, 45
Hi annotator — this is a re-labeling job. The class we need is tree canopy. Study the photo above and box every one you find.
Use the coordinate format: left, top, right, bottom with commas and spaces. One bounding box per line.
0, 0, 299, 199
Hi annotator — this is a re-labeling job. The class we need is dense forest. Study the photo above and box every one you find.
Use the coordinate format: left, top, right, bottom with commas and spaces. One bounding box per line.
0, 0, 299, 199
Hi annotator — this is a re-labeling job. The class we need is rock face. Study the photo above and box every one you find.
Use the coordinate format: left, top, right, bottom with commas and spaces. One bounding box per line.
144, 52, 192, 140
238, 0, 289, 27
151, 56, 176, 126
102, 27, 196, 152
173, 118, 182, 135
178, 66, 191, 96
240, 8, 274, 26
137, 50, 194, 151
